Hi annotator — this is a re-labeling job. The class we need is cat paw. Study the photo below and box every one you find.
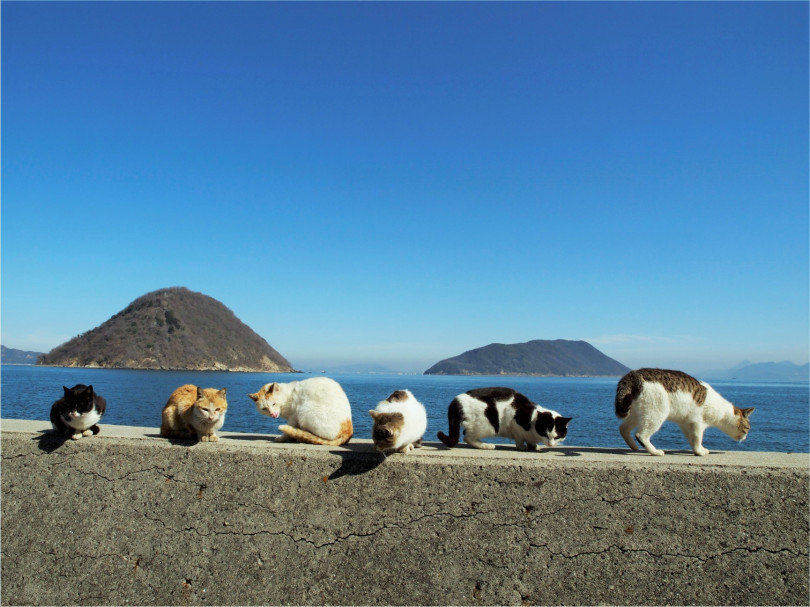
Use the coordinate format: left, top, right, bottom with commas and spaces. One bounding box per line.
693, 447, 709, 456
468, 441, 495, 450
71, 433, 83, 440
648, 449, 665, 456
82, 429, 93, 437
208, 434, 219, 442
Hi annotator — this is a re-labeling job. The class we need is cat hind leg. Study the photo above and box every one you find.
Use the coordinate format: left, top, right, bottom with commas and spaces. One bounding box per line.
465, 432, 495, 450
634, 415, 667, 456
619, 418, 639, 451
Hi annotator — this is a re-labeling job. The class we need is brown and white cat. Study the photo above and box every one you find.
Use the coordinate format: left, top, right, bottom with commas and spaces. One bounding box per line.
615, 368, 754, 456
249, 377, 353, 446
369, 389, 427, 454
160, 384, 228, 442
437, 386, 572, 451
50, 384, 106, 440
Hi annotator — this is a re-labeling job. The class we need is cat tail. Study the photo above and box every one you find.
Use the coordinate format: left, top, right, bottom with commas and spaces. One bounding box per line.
278, 421, 353, 446
437, 398, 463, 448
615, 371, 642, 418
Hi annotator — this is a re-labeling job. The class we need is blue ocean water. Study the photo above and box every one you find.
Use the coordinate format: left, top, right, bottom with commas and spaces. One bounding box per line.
2, 365, 808, 453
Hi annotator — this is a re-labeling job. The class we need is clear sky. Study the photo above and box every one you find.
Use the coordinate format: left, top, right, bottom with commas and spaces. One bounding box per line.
2, 1, 808, 374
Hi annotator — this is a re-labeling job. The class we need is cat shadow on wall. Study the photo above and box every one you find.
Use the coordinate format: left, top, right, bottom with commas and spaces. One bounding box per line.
144, 432, 207, 446
327, 444, 386, 480
36, 430, 70, 453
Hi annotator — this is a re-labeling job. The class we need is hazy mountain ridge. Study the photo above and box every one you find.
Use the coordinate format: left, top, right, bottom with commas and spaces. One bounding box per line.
701, 361, 809, 382
424, 339, 630, 376
1, 346, 44, 365
37, 287, 294, 372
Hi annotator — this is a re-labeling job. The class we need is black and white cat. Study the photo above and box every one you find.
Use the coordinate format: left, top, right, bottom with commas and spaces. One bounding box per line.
437, 387, 572, 451
50, 384, 106, 440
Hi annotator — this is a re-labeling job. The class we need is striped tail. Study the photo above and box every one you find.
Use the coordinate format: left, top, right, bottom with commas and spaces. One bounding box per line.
278, 420, 352, 446
615, 371, 642, 419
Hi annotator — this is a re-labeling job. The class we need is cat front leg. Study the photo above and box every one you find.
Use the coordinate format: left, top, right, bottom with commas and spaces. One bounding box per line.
71, 432, 83, 440
81, 429, 93, 437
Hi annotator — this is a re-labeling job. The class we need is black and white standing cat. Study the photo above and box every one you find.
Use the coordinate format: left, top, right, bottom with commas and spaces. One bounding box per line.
437, 387, 572, 451
615, 368, 754, 456
50, 384, 107, 440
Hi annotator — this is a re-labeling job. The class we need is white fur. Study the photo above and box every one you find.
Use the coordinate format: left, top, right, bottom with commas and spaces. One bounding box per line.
619, 381, 750, 456
252, 377, 352, 442
191, 402, 226, 435
370, 389, 427, 453
457, 393, 566, 451
57, 408, 102, 440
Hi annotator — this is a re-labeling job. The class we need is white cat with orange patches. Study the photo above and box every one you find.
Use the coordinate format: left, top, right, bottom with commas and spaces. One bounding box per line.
369, 389, 427, 454
249, 377, 353, 446
615, 368, 754, 456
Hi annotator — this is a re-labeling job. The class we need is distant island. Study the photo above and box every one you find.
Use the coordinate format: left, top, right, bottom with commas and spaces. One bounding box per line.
1, 346, 44, 365
424, 339, 630, 377
37, 287, 295, 372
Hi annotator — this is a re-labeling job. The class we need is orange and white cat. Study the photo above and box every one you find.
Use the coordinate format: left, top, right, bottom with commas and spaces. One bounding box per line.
160, 384, 228, 442
249, 377, 353, 446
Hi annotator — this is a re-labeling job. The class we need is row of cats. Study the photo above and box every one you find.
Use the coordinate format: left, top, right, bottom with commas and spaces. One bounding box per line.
50, 368, 755, 457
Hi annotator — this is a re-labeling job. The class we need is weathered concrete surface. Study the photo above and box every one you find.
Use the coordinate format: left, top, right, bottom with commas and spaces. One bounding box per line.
2, 419, 808, 606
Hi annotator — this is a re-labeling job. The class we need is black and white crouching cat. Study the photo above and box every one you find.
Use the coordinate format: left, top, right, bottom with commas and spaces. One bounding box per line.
50, 384, 107, 440
437, 387, 572, 451
615, 368, 754, 456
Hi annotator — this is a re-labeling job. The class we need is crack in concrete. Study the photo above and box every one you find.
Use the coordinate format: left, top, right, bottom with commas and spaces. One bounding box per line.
528, 542, 808, 562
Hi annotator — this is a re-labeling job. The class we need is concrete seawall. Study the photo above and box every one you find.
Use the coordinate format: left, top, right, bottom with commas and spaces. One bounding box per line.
1, 419, 808, 606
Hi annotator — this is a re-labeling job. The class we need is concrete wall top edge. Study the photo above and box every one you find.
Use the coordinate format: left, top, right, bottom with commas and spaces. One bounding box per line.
3, 418, 807, 471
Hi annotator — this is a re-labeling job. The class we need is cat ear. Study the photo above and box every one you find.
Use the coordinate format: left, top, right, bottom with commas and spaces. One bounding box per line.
218, 388, 227, 397
86, 385, 93, 393
560, 417, 573, 427
741, 407, 755, 417
369, 410, 379, 419
196, 387, 205, 399
63, 386, 71, 397
248, 392, 259, 402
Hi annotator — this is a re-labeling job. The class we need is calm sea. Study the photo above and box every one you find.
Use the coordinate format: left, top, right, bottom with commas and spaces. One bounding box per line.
2, 365, 808, 453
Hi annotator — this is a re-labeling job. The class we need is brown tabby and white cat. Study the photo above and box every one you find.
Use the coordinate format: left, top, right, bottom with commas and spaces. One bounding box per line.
160, 384, 228, 442
369, 389, 427, 454
615, 368, 754, 456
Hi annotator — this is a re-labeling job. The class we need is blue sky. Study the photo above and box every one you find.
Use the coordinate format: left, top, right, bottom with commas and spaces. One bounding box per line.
2, 1, 808, 374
